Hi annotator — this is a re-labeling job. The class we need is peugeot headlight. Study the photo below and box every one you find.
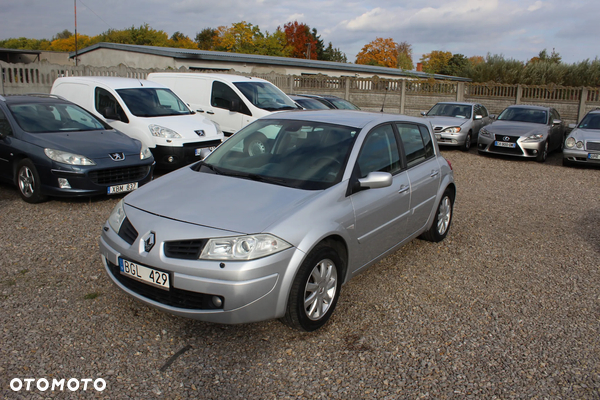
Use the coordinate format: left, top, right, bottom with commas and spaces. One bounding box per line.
442, 126, 461, 133
149, 124, 182, 138
479, 128, 491, 137
44, 148, 96, 165
200, 234, 292, 260
107, 199, 126, 233
524, 134, 544, 142
140, 143, 153, 160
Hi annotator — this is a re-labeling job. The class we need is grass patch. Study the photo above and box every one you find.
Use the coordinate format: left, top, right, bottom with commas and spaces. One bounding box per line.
84, 292, 101, 300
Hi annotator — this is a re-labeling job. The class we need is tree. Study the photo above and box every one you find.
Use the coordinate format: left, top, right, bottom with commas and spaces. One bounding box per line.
50, 34, 92, 52
253, 29, 293, 57
420, 50, 453, 74
53, 30, 73, 40
213, 21, 262, 54
439, 54, 469, 76
355, 37, 398, 68
168, 32, 197, 49
282, 21, 317, 59
396, 41, 413, 70
322, 42, 347, 63
195, 28, 218, 50
529, 48, 561, 64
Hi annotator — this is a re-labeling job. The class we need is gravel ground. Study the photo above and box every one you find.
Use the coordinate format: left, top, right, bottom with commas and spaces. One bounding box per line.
1, 149, 599, 399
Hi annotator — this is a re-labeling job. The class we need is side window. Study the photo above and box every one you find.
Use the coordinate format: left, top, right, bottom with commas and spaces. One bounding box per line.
474, 105, 481, 117
211, 82, 251, 116
94, 87, 128, 123
479, 105, 489, 118
396, 123, 434, 168
356, 124, 401, 178
0, 108, 14, 137
551, 109, 560, 122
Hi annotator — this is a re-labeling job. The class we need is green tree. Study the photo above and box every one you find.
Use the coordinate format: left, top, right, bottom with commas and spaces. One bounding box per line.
420, 50, 452, 74
322, 42, 347, 63
195, 28, 218, 50
439, 54, 469, 76
53, 30, 73, 40
396, 41, 413, 70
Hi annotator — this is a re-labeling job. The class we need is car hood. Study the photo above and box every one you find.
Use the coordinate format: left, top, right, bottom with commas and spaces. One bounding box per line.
124, 166, 320, 234
424, 116, 469, 128
29, 129, 141, 157
568, 128, 600, 141
140, 114, 219, 140
486, 121, 547, 136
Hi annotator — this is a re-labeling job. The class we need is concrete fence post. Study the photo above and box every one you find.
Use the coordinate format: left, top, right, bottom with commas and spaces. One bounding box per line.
578, 87, 588, 122
400, 80, 406, 115
456, 82, 465, 102
516, 85, 522, 104
345, 77, 351, 100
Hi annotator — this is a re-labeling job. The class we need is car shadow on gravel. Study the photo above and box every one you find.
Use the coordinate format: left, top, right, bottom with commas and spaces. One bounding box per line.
578, 208, 600, 253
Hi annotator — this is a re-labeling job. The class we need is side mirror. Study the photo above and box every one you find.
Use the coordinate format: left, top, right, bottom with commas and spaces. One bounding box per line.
474, 115, 482, 120
552, 119, 562, 126
358, 172, 393, 190
420, 111, 427, 116
568, 123, 576, 129
489, 114, 496, 120
103, 107, 120, 121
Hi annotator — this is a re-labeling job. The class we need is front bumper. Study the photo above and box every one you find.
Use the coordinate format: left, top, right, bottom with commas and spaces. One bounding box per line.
477, 134, 544, 158
152, 140, 222, 170
563, 148, 600, 165
98, 207, 304, 324
435, 132, 468, 147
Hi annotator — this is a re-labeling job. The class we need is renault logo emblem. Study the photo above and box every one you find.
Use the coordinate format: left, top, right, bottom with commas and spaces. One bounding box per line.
143, 232, 156, 253
109, 152, 125, 161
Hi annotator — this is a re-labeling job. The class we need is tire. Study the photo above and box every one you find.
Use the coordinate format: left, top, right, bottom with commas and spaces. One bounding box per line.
282, 244, 343, 332
420, 189, 454, 243
536, 141, 548, 163
16, 159, 47, 204
244, 132, 268, 156
461, 131, 472, 151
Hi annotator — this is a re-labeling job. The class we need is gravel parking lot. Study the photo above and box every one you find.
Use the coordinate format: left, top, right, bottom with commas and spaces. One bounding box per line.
1, 148, 599, 399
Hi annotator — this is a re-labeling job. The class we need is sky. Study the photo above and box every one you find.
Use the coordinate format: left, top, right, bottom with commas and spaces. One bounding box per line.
1, 0, 599, 65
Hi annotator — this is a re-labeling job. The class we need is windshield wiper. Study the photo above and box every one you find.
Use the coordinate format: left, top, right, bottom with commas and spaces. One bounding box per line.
194, 161, 224, 175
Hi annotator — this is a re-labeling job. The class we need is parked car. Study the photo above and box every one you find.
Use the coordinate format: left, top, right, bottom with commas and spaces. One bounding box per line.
51, 77, 223, 170
421, 102, 492, 151
563, 109, 600, 167
0, 94, 154, 203
288, 94, 331, 110
99, 110, 456, 331
292, 94, 361, 110
147, 73, 300, 136
477, 105, 565, 162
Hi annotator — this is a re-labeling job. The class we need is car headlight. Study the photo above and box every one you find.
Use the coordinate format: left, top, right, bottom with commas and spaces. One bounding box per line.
442, 126, 461, 133
523, 134, 544, 142
200, 234, 292, 260
576, 140, 584, 149
44, 148, 96, 165
107, 199, 126, 233
140, 143, 153, 160
149, 124, 182, 138
479, 128, 491, 137
565, 137, 576, 148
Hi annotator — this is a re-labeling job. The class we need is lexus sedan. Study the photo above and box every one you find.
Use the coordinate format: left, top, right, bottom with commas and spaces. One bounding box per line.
100, 110, 456, 331
421, 102, 492, 151
563, 109, 600, 167
0, 94, 154, 203
477, 105, 565, 162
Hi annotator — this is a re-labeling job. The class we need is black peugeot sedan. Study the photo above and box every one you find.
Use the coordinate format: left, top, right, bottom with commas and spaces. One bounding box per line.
0, 94, 154, 203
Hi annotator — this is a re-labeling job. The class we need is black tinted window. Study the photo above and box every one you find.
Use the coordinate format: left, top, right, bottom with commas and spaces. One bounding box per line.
397, 123, 434, 168
0, 108, 13, 136
95, 87, 128, 122
212, 81, 251, 115
357, 124, 401, 178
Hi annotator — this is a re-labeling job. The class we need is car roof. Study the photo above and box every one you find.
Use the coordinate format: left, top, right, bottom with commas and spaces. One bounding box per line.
261, 109, 425, 129
1, 94, 73, 106
149, 72, 268, 84
505, 105, 551, 111
54, 76, 168, 89
434, 102, 477, 106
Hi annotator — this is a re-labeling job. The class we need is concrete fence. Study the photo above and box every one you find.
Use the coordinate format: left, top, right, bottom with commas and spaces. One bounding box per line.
2, 61, 599, 124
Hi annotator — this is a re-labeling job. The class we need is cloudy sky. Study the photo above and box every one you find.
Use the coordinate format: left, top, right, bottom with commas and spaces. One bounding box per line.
1, 0, 598, 65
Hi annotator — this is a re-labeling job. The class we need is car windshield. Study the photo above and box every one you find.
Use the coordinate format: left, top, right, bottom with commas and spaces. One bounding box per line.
327, 97, 360, 110
295, 97, 330, 110
116, 88, 192, 117
497, 108, 547, 124
234, 82, 299, 112
8, 102, 107, 133
196, 119, 359, 190
577, 113, 600, 130
427, 104, 472, 119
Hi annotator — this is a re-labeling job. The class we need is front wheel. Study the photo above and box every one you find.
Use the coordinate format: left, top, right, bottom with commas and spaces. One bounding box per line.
420, 189, 454, 242
16, 159, 47, 204
282, 244, 343, 332
536, 141, 548, 163
461, 132, 472, 151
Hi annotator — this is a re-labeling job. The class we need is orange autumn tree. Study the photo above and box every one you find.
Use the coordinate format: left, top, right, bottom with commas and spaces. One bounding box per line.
355, 37, 398, 68
282, 21, 317, 59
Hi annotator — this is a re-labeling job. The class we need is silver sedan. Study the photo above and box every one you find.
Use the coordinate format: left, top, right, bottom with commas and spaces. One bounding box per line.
477, 105, 565, 162
99, 110, 456, 331
563, 109, 600, 167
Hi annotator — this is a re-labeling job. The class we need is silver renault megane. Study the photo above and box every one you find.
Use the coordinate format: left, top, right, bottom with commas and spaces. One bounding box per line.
99, 110, 456, 331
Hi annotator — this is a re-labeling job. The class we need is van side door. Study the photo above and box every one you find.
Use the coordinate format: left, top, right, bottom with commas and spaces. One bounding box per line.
208, 81, 250, 136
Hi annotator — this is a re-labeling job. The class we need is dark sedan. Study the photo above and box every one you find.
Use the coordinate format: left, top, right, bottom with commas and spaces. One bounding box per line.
0, 94, 154, 203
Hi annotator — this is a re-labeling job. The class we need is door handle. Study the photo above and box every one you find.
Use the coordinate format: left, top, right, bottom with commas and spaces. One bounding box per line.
398, 185, 410, 194
430, 170, 439, 178
196, 109, 204, 113
206, 111, 215, 115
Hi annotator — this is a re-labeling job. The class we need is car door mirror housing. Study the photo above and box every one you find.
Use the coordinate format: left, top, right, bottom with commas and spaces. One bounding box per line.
358, 172, 393, 190
474, 115, 482, 120
420, 111, 427, 116
552, 119, 562, 125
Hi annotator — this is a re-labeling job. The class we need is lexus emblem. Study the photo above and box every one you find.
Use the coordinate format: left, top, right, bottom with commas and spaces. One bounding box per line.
503, 136, 510, 142
109, 152, 125, 161
195, 130, 206, 137
144, 232, 156, 253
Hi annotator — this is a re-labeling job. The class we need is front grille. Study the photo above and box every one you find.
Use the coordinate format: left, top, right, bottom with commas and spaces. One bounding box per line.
183, 140, 222, 149
586, 141, 600, 151
89, 165, 151, 185
494, 134, 519, 143
107, 261, 222, 310
164, 239, 207, 260
118, 217, 138, 245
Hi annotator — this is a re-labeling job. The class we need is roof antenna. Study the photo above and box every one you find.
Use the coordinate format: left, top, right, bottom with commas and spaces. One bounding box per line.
121, 62, 143, 86
380, 85, 389, 112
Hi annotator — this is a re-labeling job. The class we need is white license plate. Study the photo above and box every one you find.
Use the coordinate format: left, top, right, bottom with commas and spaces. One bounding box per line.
107, 182, 138, 195
435, 134, 441, 140
495, 141, 516, 148
119, 258, 170, 290
589, 153, 600, 160
195, 148, 203, 156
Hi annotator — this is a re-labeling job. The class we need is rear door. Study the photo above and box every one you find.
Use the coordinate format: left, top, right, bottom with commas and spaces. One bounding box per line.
0, 107, 15, 181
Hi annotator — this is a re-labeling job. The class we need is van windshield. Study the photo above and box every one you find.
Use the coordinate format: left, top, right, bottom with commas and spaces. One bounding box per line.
116, 88, 192, 117
234, 82, 299, 112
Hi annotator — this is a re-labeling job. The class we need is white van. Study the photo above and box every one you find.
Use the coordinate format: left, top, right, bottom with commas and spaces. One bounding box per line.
147, 73, 300, 136
51, 76, 224, 169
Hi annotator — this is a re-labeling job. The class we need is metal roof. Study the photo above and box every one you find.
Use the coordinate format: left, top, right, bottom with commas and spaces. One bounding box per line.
72, 42, 471, 82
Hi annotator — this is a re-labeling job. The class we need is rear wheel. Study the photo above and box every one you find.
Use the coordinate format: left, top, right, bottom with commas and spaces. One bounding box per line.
420, 189, 454, 242
282, 244, 343, 332
16, 159, 47, 204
